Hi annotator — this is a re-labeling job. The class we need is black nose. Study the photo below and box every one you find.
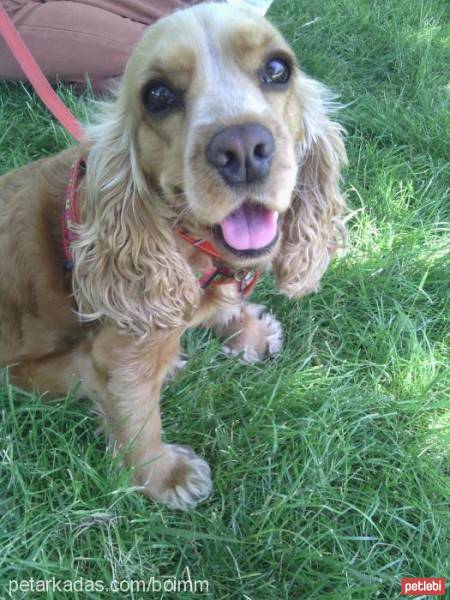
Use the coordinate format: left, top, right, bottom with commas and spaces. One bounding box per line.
206, 123, 275, 186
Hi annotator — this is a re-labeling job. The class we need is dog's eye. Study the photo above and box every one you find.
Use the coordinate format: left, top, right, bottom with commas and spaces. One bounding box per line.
261, 58, 291, 85
142, 81, 180, 115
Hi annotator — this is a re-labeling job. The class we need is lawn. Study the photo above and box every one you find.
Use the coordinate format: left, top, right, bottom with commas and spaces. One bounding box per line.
0, 0, 449, 598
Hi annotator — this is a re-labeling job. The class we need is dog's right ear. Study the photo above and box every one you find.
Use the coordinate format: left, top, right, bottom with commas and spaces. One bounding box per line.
73, 92, 199, 337
273, 72, 347, 298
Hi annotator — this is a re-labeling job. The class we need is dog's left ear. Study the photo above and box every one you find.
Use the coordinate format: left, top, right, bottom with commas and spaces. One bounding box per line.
273, 71, 347, 298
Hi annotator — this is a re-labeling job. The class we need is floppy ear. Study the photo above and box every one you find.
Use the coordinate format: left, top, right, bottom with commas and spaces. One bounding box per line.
273, 72, 347, 298
73, 93, 199, 336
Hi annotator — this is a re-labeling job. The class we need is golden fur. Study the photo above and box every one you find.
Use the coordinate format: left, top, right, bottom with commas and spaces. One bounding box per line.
0, 3, 346, 510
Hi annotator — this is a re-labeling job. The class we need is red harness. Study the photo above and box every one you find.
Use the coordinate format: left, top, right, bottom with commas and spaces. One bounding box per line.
61, 158, 260, 295
61, 156, 85, 270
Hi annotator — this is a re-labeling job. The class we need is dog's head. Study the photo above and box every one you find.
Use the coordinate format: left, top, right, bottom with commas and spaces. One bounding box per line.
76, 3, 346, 334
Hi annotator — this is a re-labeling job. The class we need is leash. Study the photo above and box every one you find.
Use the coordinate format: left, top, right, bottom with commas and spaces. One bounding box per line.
0, 4, 83, 140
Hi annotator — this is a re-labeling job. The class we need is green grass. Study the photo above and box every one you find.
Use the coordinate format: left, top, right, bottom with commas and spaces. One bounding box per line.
1, 0, 449, 598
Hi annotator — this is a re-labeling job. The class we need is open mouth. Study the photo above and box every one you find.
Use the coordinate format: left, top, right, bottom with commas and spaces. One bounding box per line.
214, 201, 279, 257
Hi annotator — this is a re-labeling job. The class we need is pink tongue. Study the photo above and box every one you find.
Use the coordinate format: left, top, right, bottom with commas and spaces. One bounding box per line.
220, 203, 278, 251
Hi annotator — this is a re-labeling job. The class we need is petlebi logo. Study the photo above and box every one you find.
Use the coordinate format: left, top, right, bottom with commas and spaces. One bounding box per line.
401, 578, 446, 596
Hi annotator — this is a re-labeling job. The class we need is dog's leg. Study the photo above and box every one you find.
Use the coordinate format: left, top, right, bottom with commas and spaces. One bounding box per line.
9, 342, 93, 398
88, 326, 212, 511
202, 288, 283, 363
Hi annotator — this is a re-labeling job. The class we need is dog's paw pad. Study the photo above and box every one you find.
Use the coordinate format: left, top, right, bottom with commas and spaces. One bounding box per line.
223, 305, 283, 363
259, 311, 283, 356
159, 445, 212, 511
222, 344, 261, 364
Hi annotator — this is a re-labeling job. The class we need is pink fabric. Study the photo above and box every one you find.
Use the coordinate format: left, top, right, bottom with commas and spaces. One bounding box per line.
0, 0, 195, 86
0, 2, 83, 136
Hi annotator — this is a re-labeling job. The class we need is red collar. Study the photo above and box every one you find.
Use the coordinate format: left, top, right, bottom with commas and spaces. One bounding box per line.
61, 156, 85, 271
176, 231, 260, 295
61, 158, 260, 296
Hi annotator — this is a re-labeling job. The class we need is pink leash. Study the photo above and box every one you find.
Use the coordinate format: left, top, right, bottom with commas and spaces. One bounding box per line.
0, 4, 83, 141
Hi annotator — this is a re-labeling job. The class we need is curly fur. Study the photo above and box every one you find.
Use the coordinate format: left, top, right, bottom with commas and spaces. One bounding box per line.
73, 93, 199, 336
273, 73, 347, 297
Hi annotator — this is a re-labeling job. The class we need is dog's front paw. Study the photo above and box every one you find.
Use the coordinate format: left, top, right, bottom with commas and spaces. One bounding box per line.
223, 303, 283, 363
139, 444, 212, 511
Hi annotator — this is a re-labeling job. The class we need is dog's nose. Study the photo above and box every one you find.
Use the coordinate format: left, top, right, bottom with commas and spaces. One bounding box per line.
206, 123, 275, 186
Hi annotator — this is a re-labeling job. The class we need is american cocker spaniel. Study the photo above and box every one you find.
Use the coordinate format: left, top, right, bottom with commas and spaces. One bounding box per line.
0, 3, 346, 510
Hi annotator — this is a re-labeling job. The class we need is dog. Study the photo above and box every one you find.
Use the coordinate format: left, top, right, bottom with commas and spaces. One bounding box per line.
0, 3, 346, 510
